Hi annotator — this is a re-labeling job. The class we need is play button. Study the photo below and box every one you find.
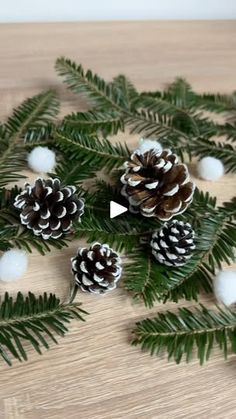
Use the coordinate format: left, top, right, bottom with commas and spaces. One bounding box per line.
110, 201, 128, 219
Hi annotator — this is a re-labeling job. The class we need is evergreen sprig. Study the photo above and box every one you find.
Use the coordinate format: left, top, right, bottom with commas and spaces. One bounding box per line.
0, 292, 87, 366
56, 58, 236, 172
0, 91, 59, 187
189, 137, 236, 172
124, 195, 236, 306
132, 304, 236, 364
55, 129, 130, 172
55, 57, 130, 111
63, 110, 124, 136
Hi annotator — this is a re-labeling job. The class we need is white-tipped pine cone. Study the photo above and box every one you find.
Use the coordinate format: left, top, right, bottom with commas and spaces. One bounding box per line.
121, 148, 195, 220
151, 220, 195, 267
71, 243, 122, 294
14, 178, 84, 239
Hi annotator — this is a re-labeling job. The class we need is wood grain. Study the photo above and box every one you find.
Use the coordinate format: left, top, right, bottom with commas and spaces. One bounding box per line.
0, 21, 236, 419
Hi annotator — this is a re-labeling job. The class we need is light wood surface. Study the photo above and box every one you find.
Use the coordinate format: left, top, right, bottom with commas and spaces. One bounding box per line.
0, 21, 236, 419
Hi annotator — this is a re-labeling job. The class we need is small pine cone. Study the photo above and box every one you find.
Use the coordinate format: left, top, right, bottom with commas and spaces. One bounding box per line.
151, 220, 196, 266
121, 148, 195, 220
71, 243, 122, 294
14, 178, 84, 239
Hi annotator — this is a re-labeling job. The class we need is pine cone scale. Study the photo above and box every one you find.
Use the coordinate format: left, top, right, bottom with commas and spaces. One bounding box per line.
180, 183, 195, 202
163, 164, 188, 185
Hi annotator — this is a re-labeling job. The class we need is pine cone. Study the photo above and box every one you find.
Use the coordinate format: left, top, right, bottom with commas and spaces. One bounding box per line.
151, 219, 195, 267
14, 178, 84, 239
121, 148, 195, 220
71, 243, 122, 294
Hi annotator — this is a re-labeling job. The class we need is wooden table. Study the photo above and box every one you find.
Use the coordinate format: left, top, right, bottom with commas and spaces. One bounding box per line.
0, 21, 236, 419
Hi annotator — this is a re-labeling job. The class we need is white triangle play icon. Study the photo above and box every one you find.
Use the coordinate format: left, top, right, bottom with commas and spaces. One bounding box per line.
110, 201, 127, 219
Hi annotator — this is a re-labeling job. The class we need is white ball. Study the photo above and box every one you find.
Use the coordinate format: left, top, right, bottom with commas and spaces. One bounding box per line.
0, 250, 28, 282
138, 138, 163, 154
28, 146, 56, 173
214, 270, 236, 306
197, 156, 224, 181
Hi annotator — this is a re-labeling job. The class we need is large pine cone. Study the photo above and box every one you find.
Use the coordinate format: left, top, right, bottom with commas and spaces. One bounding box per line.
151, 219, 195, 266
71, 243, 122, 294
14, 178, 84, 239
121, 148, 195, 220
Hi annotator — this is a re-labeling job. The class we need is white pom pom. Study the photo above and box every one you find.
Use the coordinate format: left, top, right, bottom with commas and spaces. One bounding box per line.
0, 250, 28, 282
28, 146, 56, 173
214, 270, 236, 306
138, 138, 163, 154
197, 156, 224, 181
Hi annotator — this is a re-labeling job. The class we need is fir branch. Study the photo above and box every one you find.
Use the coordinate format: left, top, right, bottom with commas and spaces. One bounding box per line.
142, 79, 236, 113
190, 137, 236, 172
192, 92, 236, 113
55, 58, 236, 172
0, 91, 59, 187
136, 94, 220, 140
0, 223, 69, 255
55, 57, 129, 111
125, 109, 189, 144
0, 140, 26, 188
164, 78, 197, 109
74, 214, 139, 252
24, 122, 56, 143
55, 129, 130, 172
111, 74, 139, 110
124, 195, 236, 306
221, 198, 236, 218
136, 94, 198, 127
0, 292, 87, 366
124, 252, 167, 305
62, 110, 124, 135
52, 156, 97, 187
216, 122, 236, 142
5, 90, 59, 136
132, 304, 236, 364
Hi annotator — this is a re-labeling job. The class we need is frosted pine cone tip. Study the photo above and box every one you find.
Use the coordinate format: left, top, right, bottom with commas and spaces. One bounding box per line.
14, 177, 84, 240
71, 242, 122, 295
151, 219, 196, 267
121, 148, 195, 220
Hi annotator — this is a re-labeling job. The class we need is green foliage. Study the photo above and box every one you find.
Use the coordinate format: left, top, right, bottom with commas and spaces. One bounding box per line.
62, 110, 124, 136
124, 192, 236, 307
125, 109, 190, 143
55, 57, 129, 111
56, 58, 236, 172
192, 92, 236, 113
5, 90, 59, 136
24, 122, 56, 143
142, 79, 236, 113
111, 74, 139, 110
0, 91, 59, 187
55, 129, 130, 173
0, 292, 87, 366
189, 137, 236, 172
132, 304, 236, 364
